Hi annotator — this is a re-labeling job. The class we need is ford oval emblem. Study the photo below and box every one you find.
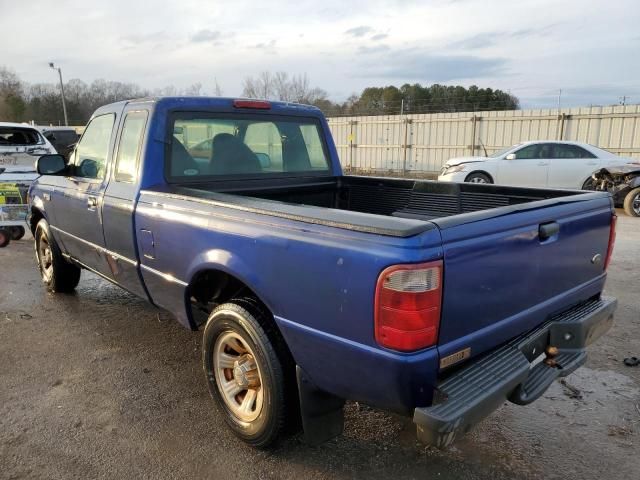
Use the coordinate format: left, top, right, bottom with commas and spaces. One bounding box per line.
591, 253, 602, 265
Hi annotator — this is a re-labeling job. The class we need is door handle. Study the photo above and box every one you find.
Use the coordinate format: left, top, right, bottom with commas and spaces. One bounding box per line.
539, 221, 560, 241
537, 162, 548, 166
87, 196, 98, 209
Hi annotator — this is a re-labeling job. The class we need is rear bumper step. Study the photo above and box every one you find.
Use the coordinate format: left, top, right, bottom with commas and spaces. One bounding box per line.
414, 296, 617, 448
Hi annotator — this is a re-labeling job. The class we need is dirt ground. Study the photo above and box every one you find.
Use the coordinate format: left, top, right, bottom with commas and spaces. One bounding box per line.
1, 213, 638, 480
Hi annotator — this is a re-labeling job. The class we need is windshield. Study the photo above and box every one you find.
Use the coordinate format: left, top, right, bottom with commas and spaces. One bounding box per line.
489, 144, 520, 158
0, 126, 44, 147
167, 113, 331, 181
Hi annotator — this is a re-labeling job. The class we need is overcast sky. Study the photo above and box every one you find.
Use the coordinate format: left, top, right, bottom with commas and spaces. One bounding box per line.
3, 0, 639, 108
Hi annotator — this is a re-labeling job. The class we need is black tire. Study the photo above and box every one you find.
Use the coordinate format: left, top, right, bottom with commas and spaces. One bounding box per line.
0, 228, 10, 248
465, 172, 493, 184
202, 298, 296, 447
34, 219, 81, 292
10, 225, 25, 240
623, 187, 640, 217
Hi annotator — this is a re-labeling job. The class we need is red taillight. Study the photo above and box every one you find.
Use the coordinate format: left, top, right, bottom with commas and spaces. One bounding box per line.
233, 99, 271, 109
604, 214, 617, 270
374, 260, 443, 352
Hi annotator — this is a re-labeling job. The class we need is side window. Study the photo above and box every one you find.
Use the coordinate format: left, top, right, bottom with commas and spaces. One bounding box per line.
74, 114, 115, 179
553, 144, 596, 159
515, 143, 553, 159
244, 122, 283, 171
514, 144, 538, 159
115, 111, 148, 182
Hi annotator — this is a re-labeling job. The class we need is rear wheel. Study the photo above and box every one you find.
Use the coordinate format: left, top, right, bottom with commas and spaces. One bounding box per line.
10, 226, 25, 240
202, 299, 296, 447
623, 187, 640, 217
465, 172, 493, 184
0, 228, 11, 248
35, 219, 81, 292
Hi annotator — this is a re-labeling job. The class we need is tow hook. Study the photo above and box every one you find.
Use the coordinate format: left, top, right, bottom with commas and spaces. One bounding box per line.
543, 346, 559, 368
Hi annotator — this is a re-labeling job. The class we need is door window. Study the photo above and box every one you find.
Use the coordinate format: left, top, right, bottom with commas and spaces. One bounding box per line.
552, 144, 596, 159
115, 111, 148, 182
515, 143, 553, 159
73, 114, 115, 179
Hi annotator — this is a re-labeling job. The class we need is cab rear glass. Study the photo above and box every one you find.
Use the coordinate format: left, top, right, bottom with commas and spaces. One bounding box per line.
166, 113, 332, 182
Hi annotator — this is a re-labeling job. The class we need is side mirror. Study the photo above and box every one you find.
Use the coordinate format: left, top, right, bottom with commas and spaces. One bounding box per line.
505, 153, 516, 160
255, 152, 271, 168
36, 154, 66, 175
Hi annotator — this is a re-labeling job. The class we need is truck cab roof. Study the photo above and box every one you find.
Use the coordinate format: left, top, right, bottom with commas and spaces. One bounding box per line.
92, 97, 323, 119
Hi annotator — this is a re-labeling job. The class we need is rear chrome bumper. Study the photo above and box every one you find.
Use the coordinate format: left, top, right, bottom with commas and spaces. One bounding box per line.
413, 296, 617, 448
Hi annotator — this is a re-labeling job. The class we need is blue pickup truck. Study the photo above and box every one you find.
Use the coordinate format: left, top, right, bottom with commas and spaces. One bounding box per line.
29, 97, 617, 448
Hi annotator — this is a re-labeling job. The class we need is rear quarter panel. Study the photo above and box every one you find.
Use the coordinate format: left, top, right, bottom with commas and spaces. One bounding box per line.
134, 191, 443, 411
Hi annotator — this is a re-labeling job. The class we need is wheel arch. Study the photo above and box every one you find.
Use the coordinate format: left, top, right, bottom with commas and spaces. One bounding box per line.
29, 206, 46, 234
184, 251, 282, 332
581, 173, 598, 190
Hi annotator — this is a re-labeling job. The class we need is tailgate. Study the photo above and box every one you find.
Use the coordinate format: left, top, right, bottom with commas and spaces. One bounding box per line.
433, 194, 614, 363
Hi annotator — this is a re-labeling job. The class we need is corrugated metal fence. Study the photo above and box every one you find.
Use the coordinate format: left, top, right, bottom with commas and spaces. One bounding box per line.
327, 105, 640, 177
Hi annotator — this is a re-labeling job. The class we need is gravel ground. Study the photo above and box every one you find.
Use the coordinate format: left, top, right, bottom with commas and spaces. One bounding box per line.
1, 213, 638, 480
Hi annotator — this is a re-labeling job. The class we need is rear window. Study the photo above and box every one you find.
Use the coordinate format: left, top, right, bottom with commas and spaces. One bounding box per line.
167, 113, 331, 180
0, 127, 44, 146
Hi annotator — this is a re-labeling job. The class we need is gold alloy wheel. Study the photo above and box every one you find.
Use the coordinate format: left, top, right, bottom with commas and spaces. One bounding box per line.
213, 331, 264, 423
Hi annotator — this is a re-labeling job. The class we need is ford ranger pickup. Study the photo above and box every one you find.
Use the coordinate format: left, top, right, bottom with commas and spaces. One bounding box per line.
28, 97, 617, 448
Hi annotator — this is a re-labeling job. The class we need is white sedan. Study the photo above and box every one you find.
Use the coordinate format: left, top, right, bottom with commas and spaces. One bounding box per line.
438, 141, 631, 189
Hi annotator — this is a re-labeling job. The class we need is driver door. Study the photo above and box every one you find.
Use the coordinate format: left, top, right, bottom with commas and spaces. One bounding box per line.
495, 143, 551, 187
50, 113, 116, 276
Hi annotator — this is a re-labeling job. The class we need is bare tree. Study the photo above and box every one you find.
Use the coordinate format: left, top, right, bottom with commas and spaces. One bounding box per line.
273, 72, 291, 101
241, 71, 328, 105
289, 73, 310, 102
183, 82, 203, 96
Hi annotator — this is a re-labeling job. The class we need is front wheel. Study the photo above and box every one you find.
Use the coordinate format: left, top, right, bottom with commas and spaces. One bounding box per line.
35, 219, 81, 292
623, 187, 640, 217
465, 172, 493, 184
202, 299, 295, 447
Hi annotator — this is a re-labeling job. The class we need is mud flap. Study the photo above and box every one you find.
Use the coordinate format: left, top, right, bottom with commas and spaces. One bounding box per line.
296, 366, 345, 445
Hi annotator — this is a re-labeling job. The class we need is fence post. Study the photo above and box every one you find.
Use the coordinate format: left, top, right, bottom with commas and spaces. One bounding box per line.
470, 115, 478, 156
348, 119, 357, 173
557, 113, 568, 140
402, 118, 412, 175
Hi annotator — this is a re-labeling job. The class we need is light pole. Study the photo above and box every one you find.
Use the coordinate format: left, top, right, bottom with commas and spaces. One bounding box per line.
49, 62, 68, 126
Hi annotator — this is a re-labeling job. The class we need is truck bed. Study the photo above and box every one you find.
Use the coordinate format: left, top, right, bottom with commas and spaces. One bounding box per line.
147, 174, 613, 378
160, 175, 594, 237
